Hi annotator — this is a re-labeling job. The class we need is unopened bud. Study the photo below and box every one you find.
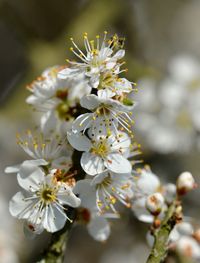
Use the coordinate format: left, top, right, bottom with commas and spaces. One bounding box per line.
153, 218, 161, 228
146, 193, 165, 216
176, 236, 200, 258
177, 172, 196, 195
164, 183, 176, 204
176, 222, 194, 236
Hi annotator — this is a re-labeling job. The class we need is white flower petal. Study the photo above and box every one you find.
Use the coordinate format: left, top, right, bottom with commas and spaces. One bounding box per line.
72, 113, 93, 132
4, 165, 20, 173
91, 171, 109, 185
9, 192, 35, 219
105, 153, 132, 174
73, 179, 96, 210
114, 49, 125, 59
17, 168, 45, 191
57, 186, 81, 208
81, 152, 105, 175
97, 89, 115, 99
80, 95, 100, 110
43, 204, 66, 233
87, 216, 110, 242
23, 221, 44, 239
40, 110, 57, 135
67, 131, 91, 151
57, 68, 81, 79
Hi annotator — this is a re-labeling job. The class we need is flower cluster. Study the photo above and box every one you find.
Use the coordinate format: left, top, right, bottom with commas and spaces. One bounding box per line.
132, 167, 196, 224
135, 54, 200, 154
169, 220, 200, 260
5, 32, 198, 260
6, 32, 140, 241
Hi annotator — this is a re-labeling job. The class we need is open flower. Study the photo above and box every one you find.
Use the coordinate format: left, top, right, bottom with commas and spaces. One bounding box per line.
72, 94, 135, 137
26, 65, 91, 134
74, 179, 117, 242
91, 170, 134, 214
9, 168, 81, 237
5, 130, 73, 177
58, 32, 125, 87
67, 130, 132, 175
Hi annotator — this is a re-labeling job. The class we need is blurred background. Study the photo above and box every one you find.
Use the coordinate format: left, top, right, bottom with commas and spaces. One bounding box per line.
0, 0, 200, 262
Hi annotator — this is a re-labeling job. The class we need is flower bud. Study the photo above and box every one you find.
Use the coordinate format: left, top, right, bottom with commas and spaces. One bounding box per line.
176, 222, 194, 236
164, 183, 176, 204
176, 236, 200, 259
177, 172, 196, 195
146, 193, 165, 216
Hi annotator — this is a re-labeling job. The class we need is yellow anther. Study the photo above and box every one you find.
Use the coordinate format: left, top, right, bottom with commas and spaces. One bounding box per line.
70, 37, 73, 41
111, 187, 116, 192
104, 31, 108, 34
33, 143, 38, 149
97, 201, 103, 207
70, 47, 73, 51
96, 35, 100, 38
110, 196, 116, 204
121, 183, 130, 190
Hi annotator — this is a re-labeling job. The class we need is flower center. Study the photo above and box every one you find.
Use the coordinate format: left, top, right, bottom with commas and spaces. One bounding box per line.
39, 187, 57, 203
56, 102, 71, 120
99, 72, 116, 90
91, 140, 109, 158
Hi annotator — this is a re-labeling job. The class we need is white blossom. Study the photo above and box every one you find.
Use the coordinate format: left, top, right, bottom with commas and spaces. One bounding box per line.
131, 166, 161, 223
74, 179, 115, 242
26, 65, 91, 134
5, 130, 73, 178
9, 168, 80, 237
67, 130, 132, 175
57, 32, 133, 98
90, 170, 134, 214
72, 94, 135, 137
